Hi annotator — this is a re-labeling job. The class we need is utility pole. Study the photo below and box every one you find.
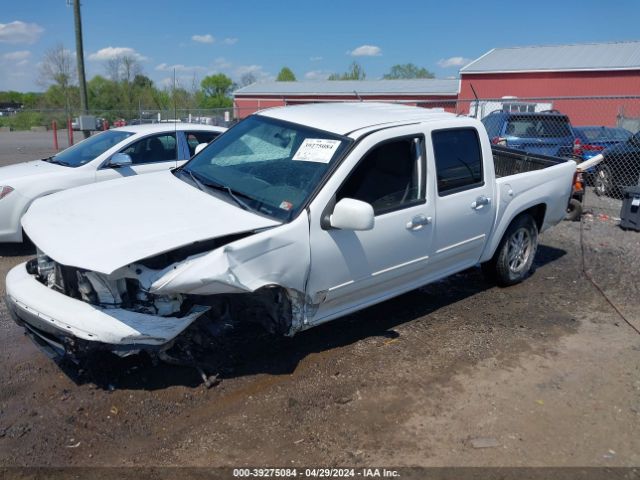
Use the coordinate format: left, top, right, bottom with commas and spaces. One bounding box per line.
72, 0, 90, 138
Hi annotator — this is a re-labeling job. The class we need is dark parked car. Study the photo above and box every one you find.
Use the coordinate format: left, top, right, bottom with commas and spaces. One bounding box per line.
595, 130, 640, 197
482, 110, 575, 157
573, 126, 632, 161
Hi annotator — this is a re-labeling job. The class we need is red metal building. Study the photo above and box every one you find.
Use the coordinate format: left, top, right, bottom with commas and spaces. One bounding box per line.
459, 41, 640, 126
233, 79, 459, 118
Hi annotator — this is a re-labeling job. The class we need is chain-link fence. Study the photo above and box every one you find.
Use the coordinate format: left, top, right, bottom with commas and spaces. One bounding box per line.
451, 95, 640, 221
0, 107, 238, 131
5, 95, 640, 220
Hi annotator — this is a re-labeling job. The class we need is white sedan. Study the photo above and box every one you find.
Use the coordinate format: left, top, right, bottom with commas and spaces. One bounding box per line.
0, 123, 226, 242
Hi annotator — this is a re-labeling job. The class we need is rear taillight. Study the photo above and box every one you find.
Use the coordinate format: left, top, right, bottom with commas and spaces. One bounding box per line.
573, 138, 582, 156
492, 137, 507, 146
573, 172, 584, 193
582, 144, 604, 151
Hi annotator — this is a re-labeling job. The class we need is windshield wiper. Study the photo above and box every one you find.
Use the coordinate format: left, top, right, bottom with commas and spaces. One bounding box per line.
204, 179, 256, 213
43, 156, 70, 166
180, 169, 258, 213
180, 168, 206, 191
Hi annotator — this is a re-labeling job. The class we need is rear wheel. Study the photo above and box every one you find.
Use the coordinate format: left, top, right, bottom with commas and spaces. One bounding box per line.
482, 214, 538, 287
565, 198, 582, 222
594, 165, 612, 197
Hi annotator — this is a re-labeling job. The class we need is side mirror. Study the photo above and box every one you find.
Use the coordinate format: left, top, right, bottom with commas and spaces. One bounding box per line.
330, 198, 375, 231
193, 143, 208, 156
108, 153, 133, 168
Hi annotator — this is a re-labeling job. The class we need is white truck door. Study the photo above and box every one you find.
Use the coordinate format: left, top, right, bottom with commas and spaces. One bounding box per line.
95, 132, 179, 182
306, 128, 435, 325
427, 127, 495, 274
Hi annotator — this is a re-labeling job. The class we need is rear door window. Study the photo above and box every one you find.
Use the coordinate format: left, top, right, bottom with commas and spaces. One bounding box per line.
506, 116, 571, 138
432, 128, 483, 196
121, 133, 177, 164
185, 131, 221, 156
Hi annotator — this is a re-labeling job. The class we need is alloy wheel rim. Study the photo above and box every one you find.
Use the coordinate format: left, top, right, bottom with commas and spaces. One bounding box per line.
596, 169, 609, 194
507, 227, 532, 273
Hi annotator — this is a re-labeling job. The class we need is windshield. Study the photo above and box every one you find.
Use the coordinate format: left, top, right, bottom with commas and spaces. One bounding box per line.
578, 127, 632, 142
182, 115, 352, 221
506, 116, 572, 138
48, 130, 135, 167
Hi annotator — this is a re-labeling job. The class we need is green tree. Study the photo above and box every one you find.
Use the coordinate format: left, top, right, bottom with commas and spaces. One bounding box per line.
383, 63, 435, 79
42, 85, 80, 110
276, 67, 296, 81
328, 62, 366, 80
200, 74, 233, 108
87, 75, 120, 112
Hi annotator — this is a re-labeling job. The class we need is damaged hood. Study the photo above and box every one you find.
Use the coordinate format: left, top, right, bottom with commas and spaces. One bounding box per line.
22, 170, 281, 274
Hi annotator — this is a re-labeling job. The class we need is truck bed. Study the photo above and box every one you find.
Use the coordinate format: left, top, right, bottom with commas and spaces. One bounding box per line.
480, 145, 576, 264
492, 145, 568, 178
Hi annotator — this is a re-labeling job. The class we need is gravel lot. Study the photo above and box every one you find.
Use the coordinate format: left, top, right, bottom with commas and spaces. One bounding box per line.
0, 131, 638, 470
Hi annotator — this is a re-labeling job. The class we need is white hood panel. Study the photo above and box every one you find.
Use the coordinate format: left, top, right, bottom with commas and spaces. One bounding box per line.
0, 159, 65, 181
22, 170, 280, 274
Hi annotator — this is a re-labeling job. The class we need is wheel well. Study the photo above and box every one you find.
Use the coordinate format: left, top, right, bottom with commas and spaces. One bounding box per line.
520, 203, 546, 231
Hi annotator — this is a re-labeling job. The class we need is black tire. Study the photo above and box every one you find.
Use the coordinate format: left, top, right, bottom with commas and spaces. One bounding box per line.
565, 198, 582, 222
482, 214, 538, 287
594, 165, 612, 197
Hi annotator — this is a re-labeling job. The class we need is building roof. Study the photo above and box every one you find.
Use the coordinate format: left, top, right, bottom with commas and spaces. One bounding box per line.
257, 102, 455, 136
461, 41, 640, 74
234, 79, 460, 97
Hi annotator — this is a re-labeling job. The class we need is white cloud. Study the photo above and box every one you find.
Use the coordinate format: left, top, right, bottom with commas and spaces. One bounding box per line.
304, 70, 330, 80
155, 62, 207, 73
309, 56, 323, 62
437, 56, 471, 68
213, 57, 232, 69
192, 34, 215, 44
0, 21, 43, 44
222, 37, 238, 45
348, 45, 382, 57
2, 50, 30, 61
0, 48, 33, 89
88, 46, 147, 61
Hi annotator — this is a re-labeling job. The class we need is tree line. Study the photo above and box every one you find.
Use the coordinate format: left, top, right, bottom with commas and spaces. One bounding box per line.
0, 43, 436, 129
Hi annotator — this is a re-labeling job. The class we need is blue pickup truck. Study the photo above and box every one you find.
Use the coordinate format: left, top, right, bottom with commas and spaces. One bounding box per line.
482, 110, 575, 158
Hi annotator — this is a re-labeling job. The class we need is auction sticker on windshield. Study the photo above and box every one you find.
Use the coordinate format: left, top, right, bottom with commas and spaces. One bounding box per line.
292, 139, 341, 163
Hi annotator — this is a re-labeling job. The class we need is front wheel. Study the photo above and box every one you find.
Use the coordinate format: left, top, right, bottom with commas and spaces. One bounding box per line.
482, 214, 538, 287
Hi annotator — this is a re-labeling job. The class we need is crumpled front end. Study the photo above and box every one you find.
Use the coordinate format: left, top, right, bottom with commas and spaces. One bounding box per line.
6, 212, 314, 361
5, 256, 210, 360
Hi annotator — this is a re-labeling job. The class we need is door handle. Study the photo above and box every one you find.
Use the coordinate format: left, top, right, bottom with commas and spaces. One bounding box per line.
406, 214, 432, 230
471, 196, 491, 210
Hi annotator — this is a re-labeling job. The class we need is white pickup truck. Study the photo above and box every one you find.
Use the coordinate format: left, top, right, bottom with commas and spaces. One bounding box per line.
5, 103, 576, 360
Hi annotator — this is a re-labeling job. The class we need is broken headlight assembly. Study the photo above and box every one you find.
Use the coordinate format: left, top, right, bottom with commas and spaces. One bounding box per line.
27, 251, 186, 317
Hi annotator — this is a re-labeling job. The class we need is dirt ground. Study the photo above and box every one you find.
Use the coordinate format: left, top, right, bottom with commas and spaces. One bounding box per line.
0, 131, 639, 470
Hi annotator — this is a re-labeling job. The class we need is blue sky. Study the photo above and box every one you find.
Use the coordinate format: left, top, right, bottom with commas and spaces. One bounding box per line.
1, 0, 639, 92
